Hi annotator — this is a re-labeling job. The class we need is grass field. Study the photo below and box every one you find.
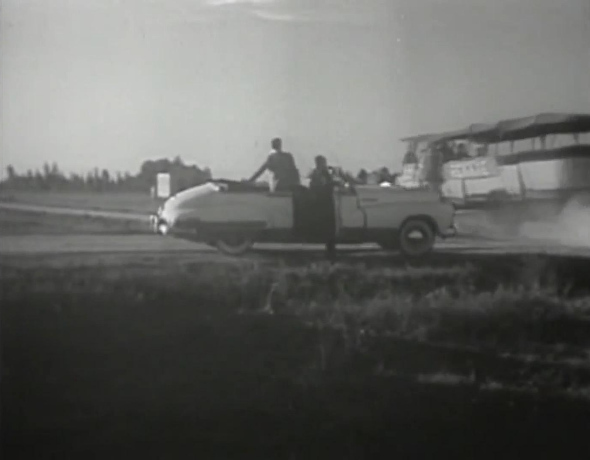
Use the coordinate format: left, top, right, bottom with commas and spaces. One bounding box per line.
3, 246, 590, 457
2, 201, 590, 457
0, 190, 160, 214
0, 208, 150, 236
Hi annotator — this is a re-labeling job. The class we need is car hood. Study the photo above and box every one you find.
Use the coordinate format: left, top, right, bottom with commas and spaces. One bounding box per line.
159, 182, 220, 220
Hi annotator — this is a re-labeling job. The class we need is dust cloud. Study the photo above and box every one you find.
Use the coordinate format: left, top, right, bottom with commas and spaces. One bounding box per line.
518, 193, 590, 247
454, 194, 589, 249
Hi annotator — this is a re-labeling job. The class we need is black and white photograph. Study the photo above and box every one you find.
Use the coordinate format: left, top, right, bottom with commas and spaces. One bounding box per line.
1, 0, 590, 457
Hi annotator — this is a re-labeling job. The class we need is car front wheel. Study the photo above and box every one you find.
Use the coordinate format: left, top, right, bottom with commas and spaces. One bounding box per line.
215, 234, 254, 256
398, 219, 435, 258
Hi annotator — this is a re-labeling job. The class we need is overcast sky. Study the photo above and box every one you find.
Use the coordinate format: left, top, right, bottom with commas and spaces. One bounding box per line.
1, 0, 589, 178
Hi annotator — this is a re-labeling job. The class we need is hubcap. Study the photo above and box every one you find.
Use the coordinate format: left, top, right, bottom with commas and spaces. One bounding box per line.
408, 230, 425, 240
402, 225, 432, 255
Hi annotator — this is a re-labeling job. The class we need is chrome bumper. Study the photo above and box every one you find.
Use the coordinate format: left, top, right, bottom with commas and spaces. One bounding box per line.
149, 214, 158, 232
150, 214, 167, 235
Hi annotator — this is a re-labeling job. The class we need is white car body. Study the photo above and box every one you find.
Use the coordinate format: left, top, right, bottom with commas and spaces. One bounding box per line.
151, 179, 457, 257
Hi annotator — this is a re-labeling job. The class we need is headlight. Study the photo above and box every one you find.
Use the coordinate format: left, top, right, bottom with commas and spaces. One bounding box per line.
158, 221, 169, 235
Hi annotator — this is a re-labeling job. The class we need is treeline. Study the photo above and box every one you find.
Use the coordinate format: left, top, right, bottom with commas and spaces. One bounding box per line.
353, 167, 399, 185
1, 157, 212, 193
1, 157, 398, 193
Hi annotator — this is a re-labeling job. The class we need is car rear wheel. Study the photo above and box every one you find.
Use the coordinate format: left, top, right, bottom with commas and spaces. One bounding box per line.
215, 234, 254, 256
398, 218, 435, 258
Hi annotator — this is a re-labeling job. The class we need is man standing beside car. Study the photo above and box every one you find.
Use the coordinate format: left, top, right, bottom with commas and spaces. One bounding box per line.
309, 155, 337, 260
248, 137, 301, 192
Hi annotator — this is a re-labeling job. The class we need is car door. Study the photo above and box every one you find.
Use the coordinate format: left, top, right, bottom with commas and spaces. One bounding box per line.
334, 184, 366, 237
265, 190, 293, 230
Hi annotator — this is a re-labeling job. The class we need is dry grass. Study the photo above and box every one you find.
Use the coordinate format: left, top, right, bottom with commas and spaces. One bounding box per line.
3, 254, 590, 457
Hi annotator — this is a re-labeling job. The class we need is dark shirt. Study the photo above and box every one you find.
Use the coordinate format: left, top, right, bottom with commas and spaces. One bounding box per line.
265, 151, 300, 190
309, 167, 334, 191
308, 166, 336, 241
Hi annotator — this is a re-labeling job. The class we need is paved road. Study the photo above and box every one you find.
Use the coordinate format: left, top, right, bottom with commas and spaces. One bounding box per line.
1, 233, 590, 259
1, 201, 588, 258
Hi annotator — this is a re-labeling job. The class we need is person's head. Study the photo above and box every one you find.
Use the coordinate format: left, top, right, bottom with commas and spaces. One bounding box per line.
271, 137, 282, 152
315, 155, 328, 168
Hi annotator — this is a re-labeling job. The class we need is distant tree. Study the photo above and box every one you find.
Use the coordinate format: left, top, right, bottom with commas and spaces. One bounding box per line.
138, 159, 171, 191
76, 173, 85, 190
85, 171, 95, 191
68, 173, 78, 191
34, 170, 44, 190
6, 165, 16, 181
89, 168, 100, 191
378, 167, 391, 183
2, 158, 212, 193
49, 162, 67, 190
114, 171, 123, 190
42, 162, 51, 179
101, 169, 111, 191
356, 169, 368, 184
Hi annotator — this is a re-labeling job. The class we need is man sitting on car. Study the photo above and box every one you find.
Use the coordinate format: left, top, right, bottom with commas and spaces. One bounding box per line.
248, 137, 301, 192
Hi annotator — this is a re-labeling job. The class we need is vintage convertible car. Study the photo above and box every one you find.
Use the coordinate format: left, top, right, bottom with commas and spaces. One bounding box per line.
150, 178, 457, 257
